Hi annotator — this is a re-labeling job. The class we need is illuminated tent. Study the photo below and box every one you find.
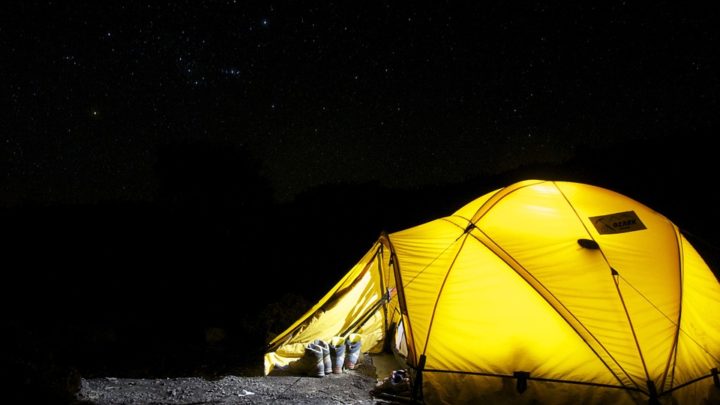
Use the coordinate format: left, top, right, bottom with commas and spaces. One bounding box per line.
264, 180, 720, 404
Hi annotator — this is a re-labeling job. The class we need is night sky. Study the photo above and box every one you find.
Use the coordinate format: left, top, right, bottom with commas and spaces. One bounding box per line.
4, 2, 718, 205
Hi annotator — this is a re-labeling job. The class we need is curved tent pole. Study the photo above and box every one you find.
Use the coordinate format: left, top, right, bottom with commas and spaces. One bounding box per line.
380, 232, 418, 363
382, 231, 426, 401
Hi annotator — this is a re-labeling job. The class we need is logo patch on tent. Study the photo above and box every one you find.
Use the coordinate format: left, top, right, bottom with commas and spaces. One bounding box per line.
589, 211, 646, 234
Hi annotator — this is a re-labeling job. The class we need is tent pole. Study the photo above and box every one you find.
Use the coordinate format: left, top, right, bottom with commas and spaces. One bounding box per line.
411, 354, 426, 402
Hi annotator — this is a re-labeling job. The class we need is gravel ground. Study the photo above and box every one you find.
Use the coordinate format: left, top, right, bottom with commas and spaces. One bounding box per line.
75, 362, 394, 404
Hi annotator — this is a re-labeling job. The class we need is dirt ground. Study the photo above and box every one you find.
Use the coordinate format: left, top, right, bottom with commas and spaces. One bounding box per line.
75, 355, 406, 405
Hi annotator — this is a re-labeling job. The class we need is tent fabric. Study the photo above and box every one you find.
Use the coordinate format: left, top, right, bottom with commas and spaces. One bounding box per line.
264, 241, 398, 374
263, 179, 720, 404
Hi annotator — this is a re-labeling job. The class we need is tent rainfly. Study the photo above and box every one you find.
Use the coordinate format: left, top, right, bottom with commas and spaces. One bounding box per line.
264, 180, 720, 404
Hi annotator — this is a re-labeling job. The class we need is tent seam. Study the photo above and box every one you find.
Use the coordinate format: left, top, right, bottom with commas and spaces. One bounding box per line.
466, 227, 641, 392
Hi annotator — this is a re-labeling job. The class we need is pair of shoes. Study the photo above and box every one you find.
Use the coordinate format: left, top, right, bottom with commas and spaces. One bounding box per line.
312, 339, 332, 375
371, 369, 411, 396
301, 339, 332, 377
302, 342, 326, 377
328, 333, 363, 373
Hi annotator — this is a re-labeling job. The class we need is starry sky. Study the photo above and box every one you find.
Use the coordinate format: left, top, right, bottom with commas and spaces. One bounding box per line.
3, 3, 720, 385
3, 1, 718, 205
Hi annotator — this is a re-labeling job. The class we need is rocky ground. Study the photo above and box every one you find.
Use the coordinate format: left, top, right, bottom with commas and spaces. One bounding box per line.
74, 356, 407, 405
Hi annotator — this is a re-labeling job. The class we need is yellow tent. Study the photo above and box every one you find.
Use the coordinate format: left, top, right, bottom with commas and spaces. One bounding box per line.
264, 180, 720, 404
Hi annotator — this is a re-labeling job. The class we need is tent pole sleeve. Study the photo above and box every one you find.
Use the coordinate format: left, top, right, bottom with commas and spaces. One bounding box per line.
382, 232, 419, 368
377, 245, 389, 334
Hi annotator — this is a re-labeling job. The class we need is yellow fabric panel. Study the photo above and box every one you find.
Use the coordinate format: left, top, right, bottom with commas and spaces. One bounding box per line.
423, 373, 647, 405
377, 242, 400, 330
356, 309, 386, 353
389, 218, 468, 364
423, 236, 620, 385
475, 181, 646, 385
357, 242, 399, 354
263, 271, 380, 374
286, 270, 378, 343
263, 342, 306, 375
556, 181, 684, 383
268, 242, 381, 348
672, 236, 720, 387
614, 278, 679, 384
264, 243, 388, 375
